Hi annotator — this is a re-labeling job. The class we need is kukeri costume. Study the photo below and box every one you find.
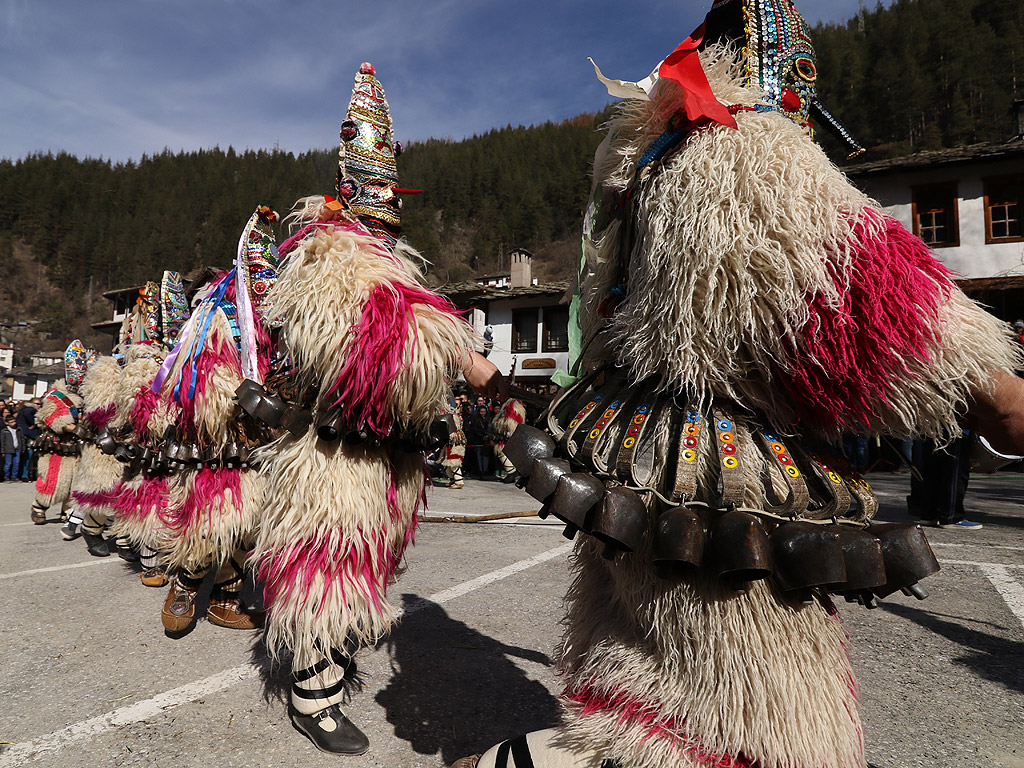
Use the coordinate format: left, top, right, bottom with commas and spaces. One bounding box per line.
469, 2, 1022, 767
150, 212, 278, 633
101, 273, 189, 581
30, 341, 95, 525
68, 354, 125, 556
443, 405, 468, 488
249, 63, 476, 754
491, 398, 527, 482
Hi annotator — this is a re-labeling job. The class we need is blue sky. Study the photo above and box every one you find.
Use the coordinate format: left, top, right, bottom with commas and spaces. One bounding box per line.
1, 0, 885, 162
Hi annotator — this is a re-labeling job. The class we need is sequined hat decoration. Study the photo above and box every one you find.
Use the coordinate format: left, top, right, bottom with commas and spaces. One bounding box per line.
336, 63, 420, 249
136, 280, 162, 344
160, 270, 190, 349
64, 339, 92, 394
236, 205, 281, 323
701, 0, 864, 155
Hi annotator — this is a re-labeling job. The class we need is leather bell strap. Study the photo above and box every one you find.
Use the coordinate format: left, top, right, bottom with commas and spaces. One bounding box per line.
801, 448, 852, 519
712, 409, 745, 507
756, 430, 810, 517
671, 410, 704, 502
614, 394, 671, 487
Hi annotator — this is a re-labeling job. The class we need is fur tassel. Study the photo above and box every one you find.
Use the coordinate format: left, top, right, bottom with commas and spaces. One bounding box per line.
255, 429, 424, 666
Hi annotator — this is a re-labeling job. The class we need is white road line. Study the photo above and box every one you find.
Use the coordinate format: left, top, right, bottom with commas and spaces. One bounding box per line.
0, 542, 574, 766
2, 521, 38, 527
403, 542, 573, 615
976, 564, 1024, 629
931, 541, 1024, 553
0, 559, 122, 580
938, 559, 1024, 569
0, 667, 258, 768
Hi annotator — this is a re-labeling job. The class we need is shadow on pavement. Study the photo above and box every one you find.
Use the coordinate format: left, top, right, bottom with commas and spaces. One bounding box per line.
881, 601, 1024, 696
375, 593, 560, 764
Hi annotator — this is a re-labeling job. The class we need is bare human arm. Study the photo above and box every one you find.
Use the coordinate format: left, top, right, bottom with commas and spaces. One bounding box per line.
462, 350, 507, 401
968, 371, 1024, 455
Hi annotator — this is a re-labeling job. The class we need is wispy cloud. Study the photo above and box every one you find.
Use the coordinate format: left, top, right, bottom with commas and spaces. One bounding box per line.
0, 0, 888, 162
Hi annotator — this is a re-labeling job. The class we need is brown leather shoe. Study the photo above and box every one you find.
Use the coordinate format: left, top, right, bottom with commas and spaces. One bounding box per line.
207, 595, 264, 630
141, 567, 169, 588
30, 506, 47, 525
450, 756, 481, 768
161, 579, 198, 633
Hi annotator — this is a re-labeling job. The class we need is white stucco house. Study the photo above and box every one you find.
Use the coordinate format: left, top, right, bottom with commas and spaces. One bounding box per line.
439, 249, 572, 384
845, 134, 1024, 319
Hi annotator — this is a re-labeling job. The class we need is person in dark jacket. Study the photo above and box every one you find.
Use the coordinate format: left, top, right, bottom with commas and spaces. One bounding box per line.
16, 400, 40, 481
2, 415, 26, 481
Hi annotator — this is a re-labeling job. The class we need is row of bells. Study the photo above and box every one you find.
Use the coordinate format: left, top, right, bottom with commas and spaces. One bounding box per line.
505, 425, 939, 607
93, 429, 252, 474
235, 379, 312, 437
31, 432, 82, 457
234, 379, 451, 453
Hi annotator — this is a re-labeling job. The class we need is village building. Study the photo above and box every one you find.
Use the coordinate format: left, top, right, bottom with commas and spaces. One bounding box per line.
845, 105, 1024, 320
439, 249, 572, 386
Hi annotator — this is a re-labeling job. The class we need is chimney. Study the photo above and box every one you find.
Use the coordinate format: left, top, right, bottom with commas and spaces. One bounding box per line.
509, 249, 533, 289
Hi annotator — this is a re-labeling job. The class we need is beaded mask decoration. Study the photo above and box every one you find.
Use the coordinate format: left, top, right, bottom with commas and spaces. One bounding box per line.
701, 0, 864, 155
336, 63, 417, 249
137, 280, 162, 344
160, 270, 190, 348
64, 339, 92, 394
237, 205, 281, 323
702, 0, 815, 126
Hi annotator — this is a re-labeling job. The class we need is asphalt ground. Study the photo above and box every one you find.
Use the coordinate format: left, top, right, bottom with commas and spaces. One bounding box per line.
0, 470, 1021, 768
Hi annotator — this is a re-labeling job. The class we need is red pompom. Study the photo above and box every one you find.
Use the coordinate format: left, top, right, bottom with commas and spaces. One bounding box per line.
781, 88, 802, 113
359, 62, 375, 75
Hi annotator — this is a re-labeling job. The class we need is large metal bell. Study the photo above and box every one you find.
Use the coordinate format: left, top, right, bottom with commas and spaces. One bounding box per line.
94, 430, 118, 455
709, 510, 772, 591
525, 458, 571, 519
549, 472, 605, 539
202, 443, 221, 469
502, 426, 555, 479
653, 506, 707, 579
223, 441, 241, 468
254, 392, 287, 429
769, 521, 845, 593
591, 487, 649, 560
869, 523, 940, 600
317, 408, 345, 442
114, 442, 138, 464
833, 526, 887, 593
234, 379, 266, 417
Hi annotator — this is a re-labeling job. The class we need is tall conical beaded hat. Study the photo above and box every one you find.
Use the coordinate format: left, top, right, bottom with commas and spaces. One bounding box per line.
64, 338, 96, 394
700, 0, 864, 154
160, 270, 190, 349
336, 62, 413, 249
701, 0, 817, 126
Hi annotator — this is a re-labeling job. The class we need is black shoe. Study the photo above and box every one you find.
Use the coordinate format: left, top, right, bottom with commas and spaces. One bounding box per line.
82, 532, 110, 557
115, 539, 140, 562
502, 472, 519, 484
289, 704, 369, 755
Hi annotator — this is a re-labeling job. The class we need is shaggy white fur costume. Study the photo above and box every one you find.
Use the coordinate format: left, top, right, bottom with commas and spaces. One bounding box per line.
69, 356, 124, 530
474, 45, 1021, 768
255, 212, 475, 669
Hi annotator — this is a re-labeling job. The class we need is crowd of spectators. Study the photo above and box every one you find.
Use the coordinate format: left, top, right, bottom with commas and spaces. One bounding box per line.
434, 385, 556, 482
0, 398, 41, 482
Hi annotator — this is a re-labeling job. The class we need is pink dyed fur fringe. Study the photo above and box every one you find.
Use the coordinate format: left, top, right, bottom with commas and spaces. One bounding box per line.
84, 404, 116, 431
778, 212, 952, 430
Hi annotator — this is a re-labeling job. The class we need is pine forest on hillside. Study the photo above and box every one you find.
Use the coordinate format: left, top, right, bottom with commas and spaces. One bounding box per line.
1, 0, 1022, 351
